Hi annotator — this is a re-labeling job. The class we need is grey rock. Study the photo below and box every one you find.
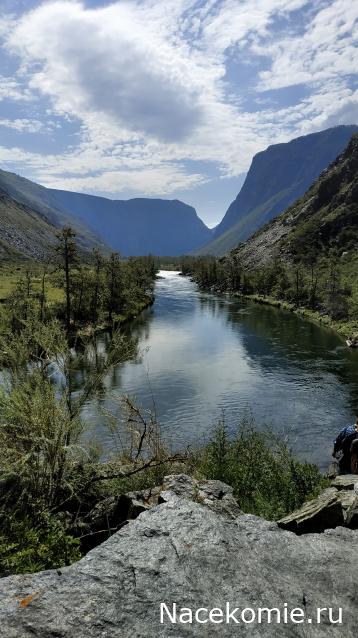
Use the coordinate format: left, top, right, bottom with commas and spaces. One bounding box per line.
278, 473, 358, 534
1, 488, 358, 636
331, 475, 358, 491
278, 487, 344, 534
336, 491, 358, 522
161, 473, 198, 499
345, 497, 358, 528
160, 474, 242, 518
82, 476, 240, 552
82, 487, 162, 551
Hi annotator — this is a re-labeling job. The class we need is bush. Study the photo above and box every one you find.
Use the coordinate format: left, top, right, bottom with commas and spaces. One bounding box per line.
0, 319, 140, 575
194, 418, 327, 520
0, 514, 81, 576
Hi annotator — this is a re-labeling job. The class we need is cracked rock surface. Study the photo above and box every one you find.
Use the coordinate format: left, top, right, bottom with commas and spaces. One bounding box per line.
0, 475, 357, 637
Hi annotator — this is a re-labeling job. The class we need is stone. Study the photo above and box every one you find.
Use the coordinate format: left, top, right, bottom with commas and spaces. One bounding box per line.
80, 476, 240, 552
331, 475, 358, 491
0, 480, 358, 637
336, 490, 358, 522
82, 487, 162, 551
159, 474, 242, 518
278, 487, 344, 534
345, 497, 358, 528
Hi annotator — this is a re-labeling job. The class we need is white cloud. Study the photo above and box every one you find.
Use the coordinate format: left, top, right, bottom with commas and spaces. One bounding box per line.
0, 75, 32, 102
6, 0, 207, 142
257, 0, 358, 90
198, 0, 311, 53
37, 164, 207, 196
0, 117, 43, 132
0, 0, 356, 202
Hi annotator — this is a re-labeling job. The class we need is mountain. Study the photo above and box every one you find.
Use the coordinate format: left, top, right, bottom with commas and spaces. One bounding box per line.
0, 168, 211, 257
0, 187, 59, 261
0, 169, 106, 256
198, 125, 358, 256
234, 132, 358, 270
45, 190, 212, 256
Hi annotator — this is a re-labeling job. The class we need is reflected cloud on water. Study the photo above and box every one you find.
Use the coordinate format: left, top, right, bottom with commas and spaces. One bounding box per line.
79, 271, 358, 470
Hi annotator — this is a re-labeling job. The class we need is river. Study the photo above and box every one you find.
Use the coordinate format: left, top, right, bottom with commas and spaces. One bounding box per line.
80, 270, 358, 470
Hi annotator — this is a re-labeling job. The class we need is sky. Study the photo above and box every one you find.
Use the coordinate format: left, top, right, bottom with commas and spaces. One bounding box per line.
0, 0, 357, 227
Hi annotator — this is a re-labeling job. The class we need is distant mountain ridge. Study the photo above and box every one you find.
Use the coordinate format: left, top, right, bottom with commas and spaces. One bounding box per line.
46, 190, 212, 256
0, 168, 211, 257
1, 125, 356, 261
197, 125, 358, 256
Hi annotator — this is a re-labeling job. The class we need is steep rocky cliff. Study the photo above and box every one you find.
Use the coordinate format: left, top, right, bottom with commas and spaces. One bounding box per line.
234, 132, 358, 270
198, 125, 357, 256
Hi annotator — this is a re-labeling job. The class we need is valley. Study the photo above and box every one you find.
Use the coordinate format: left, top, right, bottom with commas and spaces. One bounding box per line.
1, 124, 358, 585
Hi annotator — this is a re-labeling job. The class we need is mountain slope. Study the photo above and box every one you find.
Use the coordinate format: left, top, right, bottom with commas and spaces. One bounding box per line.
0, 188, 59, 260
234, 132, 358, 270
46, 190, 212, 256
0, 169, 107, 255
198, 125, 357, 256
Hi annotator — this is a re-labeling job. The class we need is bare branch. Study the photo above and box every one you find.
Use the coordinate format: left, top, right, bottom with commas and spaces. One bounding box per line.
86, 454, 187, 487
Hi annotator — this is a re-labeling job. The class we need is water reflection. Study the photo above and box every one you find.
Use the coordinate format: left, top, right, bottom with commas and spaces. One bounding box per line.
81, 271, 358, 470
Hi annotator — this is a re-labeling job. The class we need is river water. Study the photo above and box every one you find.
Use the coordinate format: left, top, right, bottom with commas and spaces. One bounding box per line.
81, 270, 358, 470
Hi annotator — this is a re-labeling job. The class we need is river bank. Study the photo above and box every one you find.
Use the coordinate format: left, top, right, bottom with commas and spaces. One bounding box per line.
0, 255, 157, 339
77, 270, 358, 471
2, 269, 358, 580
234, 292, 358, 342
75, 293, 155, 340
193, 271, 357, 343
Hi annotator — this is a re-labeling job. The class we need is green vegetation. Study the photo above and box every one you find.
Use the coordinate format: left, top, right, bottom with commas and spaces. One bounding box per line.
0, 228, 158, 335
0, 230, 328, 577
0, 227, 161, 574
0, 261, 63, 303
180, 251, 358, 338
0, 310, 326, 575
190, 419, 327, 520
0, 319, 139, 575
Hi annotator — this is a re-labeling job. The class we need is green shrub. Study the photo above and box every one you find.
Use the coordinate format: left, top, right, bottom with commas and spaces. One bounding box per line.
0, 513, 81, 576
195, 418, 327, 520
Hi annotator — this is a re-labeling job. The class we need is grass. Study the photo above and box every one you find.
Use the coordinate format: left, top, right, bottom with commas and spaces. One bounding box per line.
0, 261, 64, 303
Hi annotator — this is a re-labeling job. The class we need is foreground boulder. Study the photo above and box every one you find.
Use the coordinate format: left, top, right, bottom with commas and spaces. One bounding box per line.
0, 475, 357, 636
81, 475, 240, 551
278, 475, 358, 534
